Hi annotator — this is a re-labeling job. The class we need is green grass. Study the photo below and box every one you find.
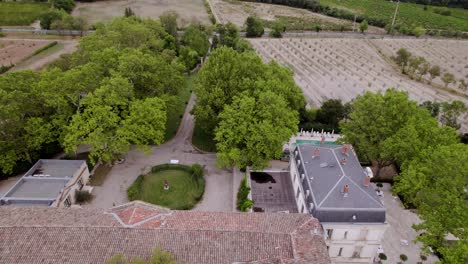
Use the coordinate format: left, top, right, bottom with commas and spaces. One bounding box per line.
261, 16, 352, 31
192, 120, 217, 152
164, 74, 195, 141
0, 2, 50, 26
319, 0, 468, 31
131, 168, 205, 210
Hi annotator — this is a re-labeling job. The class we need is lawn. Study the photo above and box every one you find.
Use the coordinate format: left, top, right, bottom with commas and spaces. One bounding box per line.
192, 120, 217, 153
319, 0, 468, 31
128, 166, 205, 210
164, 73, 195, 141
0, 2, 50, 26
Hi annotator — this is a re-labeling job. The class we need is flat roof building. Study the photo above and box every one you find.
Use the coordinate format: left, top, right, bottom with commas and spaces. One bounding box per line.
0, 159, 90, 207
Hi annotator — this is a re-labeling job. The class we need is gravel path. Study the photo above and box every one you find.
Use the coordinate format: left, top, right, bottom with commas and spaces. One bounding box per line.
85, 93, 234, 211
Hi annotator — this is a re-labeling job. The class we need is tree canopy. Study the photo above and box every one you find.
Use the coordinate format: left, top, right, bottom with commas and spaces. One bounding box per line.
394, 144, 467, 260
193, 46, 305, 169
0, 16, 199, 176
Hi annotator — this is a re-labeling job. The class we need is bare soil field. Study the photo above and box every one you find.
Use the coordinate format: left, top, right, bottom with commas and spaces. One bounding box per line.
13, 40, 78, 71
73, 0, 211, 27
249, 38, 468, 130
211, 0, 384, 33
370, 39, 468, 94
0, 39, 51, 66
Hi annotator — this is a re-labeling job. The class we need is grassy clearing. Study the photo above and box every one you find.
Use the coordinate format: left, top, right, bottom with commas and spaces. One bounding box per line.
0, 2, 50, 26
192, 120, 217, 153
320, 0, 468, 31
130, 168, 204, 210
164, 74, 195, 141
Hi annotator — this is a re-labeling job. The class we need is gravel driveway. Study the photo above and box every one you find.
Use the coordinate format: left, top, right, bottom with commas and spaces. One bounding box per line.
85, 93, 234, 211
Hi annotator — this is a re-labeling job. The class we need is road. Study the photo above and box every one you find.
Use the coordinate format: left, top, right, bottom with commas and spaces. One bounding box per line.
85, 93, 235, 212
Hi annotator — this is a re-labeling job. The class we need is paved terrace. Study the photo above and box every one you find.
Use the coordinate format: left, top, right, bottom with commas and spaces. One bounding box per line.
250, 171, 298, 213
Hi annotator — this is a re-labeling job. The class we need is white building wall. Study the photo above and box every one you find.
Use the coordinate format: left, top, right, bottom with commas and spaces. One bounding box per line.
54, 162, 90, 207
323, 223, 387, 263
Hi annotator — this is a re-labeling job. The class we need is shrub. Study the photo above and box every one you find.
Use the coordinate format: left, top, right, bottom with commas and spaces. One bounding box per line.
400, 254, 408, 262
379, 253, 387, 260
191, 163, 204, 180
270, 20, 285, 38
0, 64, 14, 74
420, 255, 427, 261
50, 0, 76, 13
245, 16, 264, 38
376, 182, 383, 188
237, 175, 253, 212
127, 175, 144, 201
75, 190, 92, 203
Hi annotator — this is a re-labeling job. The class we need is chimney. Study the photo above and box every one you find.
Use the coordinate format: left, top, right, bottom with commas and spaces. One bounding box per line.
341, 145, 349, 155
340, 157, 347, 165
343, 184, 349, 197
313, 148, 320, 158
363, 175, 371, 187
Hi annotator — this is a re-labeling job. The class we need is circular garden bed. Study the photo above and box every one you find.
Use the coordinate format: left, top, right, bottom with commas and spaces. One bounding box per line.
127, 164, 205, 210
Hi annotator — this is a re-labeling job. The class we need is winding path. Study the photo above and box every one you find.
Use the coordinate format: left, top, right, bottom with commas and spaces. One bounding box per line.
85, 93, 234, 211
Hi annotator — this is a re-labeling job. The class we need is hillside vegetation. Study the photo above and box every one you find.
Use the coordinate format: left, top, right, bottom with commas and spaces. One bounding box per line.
319, 0, 468, 31
241, 0, 468, 33
0, 2, 50, 26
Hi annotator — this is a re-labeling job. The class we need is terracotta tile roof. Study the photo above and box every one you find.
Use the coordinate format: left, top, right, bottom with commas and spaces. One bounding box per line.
0, 201, 330, 264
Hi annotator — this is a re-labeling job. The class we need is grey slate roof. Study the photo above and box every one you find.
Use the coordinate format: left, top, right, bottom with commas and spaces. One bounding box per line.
0, 201, 331, 264
294, 144, 385, 223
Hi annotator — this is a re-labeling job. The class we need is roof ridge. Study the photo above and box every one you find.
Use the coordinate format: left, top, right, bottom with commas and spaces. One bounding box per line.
346, 178, 384, 208
317, 175, 345, 208
0, 225, 300, 235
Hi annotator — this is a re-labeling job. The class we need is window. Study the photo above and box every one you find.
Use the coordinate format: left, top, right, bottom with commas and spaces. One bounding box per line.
352, 246, 362, 258
64, 196, 71, 208
300, 204, 304, 213
296, 186, 301, 199
327, 229, 333, 240
338, 247, 343, 257
344, 231, 348, 239
293, 173, 297, 183
77, 178, 84, 190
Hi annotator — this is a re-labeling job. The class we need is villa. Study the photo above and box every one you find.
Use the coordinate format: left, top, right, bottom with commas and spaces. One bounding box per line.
249, 133, 387, 264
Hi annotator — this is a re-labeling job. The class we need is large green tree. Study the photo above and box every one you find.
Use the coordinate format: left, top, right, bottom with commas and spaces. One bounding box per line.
215, 91, 298, 169
63, 76, 166, 164
0, 71, 53, 174
193, 47, 304, 133
339, 89, 420, 175
181, 24, 210, 57
394, 144, 467, 259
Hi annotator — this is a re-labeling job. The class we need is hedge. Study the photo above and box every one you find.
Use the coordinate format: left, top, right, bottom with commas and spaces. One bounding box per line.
237, 175, 253, 212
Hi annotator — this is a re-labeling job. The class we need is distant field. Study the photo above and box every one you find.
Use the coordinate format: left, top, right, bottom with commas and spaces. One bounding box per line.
0, 2, 50, 26
320, 0, 468, 31
72, 0, 211, 27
